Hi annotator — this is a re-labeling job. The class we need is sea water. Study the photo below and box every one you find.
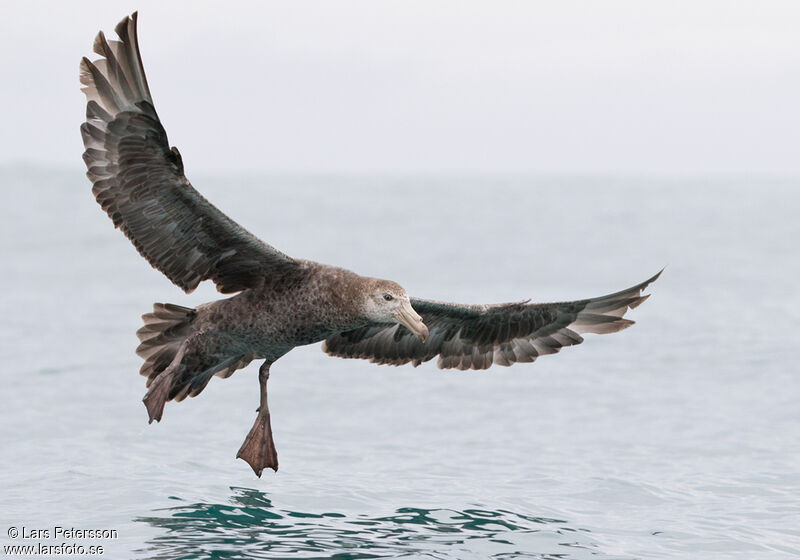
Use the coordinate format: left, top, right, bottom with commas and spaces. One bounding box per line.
1, 166, 798, 559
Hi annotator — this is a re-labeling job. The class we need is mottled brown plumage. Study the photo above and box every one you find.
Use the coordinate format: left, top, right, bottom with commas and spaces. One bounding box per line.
80, 13, 660, 477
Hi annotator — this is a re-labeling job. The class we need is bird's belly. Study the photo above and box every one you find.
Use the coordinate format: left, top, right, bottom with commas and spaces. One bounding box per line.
238, 320, 339, 359
225, 309, 342, 355
200, 285, 357, 359
285, 323, 339, 347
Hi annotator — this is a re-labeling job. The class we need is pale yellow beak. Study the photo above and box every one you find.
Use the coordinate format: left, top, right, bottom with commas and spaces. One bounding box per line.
396, 300, 429, 342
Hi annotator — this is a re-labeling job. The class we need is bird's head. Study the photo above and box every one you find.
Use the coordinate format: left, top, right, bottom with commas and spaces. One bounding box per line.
361, 279, 429, 342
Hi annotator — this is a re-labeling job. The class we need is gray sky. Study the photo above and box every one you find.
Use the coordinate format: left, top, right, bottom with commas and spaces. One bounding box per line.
1, 1, 798, 175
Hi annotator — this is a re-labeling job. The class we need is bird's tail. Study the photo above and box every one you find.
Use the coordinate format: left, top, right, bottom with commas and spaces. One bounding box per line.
136, 303, 197, 386
136, 303, 255, 423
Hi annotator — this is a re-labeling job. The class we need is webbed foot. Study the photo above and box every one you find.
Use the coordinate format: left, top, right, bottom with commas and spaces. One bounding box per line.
237, 408, 278, 476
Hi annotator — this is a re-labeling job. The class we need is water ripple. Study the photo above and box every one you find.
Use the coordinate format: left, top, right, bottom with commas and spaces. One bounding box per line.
134, 487, 603, 559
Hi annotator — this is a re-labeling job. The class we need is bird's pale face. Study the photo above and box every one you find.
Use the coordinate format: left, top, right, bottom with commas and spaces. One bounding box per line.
363, 281, 429, 342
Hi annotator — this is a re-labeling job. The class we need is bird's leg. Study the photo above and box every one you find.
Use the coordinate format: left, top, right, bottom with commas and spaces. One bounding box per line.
236, 362, 278, 476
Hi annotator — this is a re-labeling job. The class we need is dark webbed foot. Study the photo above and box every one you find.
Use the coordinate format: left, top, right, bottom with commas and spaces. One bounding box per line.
237, 408, 279, 476
237, 361, 278, 477
142, 368, 174, 423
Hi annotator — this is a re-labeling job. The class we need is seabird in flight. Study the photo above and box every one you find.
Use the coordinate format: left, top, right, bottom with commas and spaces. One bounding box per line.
79, 13, 661, 476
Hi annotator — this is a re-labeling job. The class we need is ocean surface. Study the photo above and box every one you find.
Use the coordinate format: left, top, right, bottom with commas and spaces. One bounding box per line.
1, 165, 798, 559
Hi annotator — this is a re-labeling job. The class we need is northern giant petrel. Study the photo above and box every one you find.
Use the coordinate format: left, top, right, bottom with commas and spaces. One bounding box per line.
80, 13, 661, 476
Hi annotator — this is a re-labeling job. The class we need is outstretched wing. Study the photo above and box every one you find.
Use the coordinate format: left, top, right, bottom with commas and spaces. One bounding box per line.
79, 13, 301, 293
323, 270, 661, 370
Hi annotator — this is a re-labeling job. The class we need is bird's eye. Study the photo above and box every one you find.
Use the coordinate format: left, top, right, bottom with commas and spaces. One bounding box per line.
383, 293, 394, 301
